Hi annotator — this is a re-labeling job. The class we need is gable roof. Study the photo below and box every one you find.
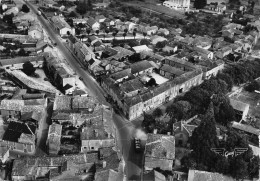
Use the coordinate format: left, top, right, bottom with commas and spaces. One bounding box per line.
229, 99, 249, 112
51, 16, 71, 30
160, 64, 185, 76
48, 123, 62, 136
95, 169, 120, 181
110, 68, 131, 81
143, 170, 166, 181
145, 133, 175, 160
232, 122, 260, 136
188, 170, 235, 181
2, 121, 36, 143
130, 60, 153, 75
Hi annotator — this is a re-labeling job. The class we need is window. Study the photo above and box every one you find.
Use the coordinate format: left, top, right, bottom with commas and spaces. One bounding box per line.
179, 88, 183, 93
91, 147, 94, 150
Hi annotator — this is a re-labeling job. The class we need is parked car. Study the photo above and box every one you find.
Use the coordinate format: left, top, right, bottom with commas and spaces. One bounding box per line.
134, 138, 141, 152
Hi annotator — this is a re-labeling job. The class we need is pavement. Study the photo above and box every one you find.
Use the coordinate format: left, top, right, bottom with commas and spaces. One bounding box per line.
26, 2, 144, 180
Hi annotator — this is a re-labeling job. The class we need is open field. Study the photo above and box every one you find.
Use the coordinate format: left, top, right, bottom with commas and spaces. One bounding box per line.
122, 0, 185, 18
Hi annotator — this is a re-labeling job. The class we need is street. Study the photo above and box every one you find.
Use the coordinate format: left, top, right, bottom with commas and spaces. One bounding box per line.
26, 2, 144, 180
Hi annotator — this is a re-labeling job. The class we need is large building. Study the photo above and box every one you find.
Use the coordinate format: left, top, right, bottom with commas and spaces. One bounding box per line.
163, 0, 190, 10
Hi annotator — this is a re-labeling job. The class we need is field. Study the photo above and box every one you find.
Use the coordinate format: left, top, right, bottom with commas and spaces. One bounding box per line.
122, 0, 185, 18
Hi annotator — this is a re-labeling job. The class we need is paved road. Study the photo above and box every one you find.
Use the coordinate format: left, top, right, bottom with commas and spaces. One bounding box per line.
26, 2, 144, 180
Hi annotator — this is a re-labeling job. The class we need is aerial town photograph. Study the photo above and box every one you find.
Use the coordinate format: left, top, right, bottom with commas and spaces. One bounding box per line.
0, 0, 259, 180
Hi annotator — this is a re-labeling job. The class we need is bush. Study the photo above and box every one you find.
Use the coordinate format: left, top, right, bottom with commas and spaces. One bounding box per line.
244, 81, 260, 92
22, 61, 35, 76
21, 4, 30, 13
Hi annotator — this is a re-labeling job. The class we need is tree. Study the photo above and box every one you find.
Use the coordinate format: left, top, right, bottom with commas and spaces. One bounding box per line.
230, 156, 248, 179
152, 108, 163, 118
155, 40, 167, 49
133, 31, 136, 39
21, 4, 30, 13
214, 156, 230, 174
124, 28, 128, 34
18, 48, 27, 56
146, 78, 157, 86
140, 39, 150, 46
166, 101, 192, 121
86, 29, 91, 36
143, 32, 147, 39
68, 11, 77, 18
248, 156, 259, 179
189, 103, 219, 169
76, 2, 87, 15
22, 61, 36, 76
112, 32, 117, 40
123, 32, 127, 40
244, 80, 260, 92
3, 13, 14, 24
86, 0, 93, 10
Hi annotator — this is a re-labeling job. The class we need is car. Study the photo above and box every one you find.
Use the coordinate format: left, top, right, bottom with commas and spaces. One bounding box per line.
79, 77, 83, 80
134, 138, 141, 151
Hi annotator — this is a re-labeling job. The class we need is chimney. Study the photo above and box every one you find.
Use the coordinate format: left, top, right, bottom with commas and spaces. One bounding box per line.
153, 129, 157, 134
102, 161, 107, 168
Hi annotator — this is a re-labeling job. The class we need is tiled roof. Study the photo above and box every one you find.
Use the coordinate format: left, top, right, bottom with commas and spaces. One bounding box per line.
229, 99, 249, 112
130, 60, 153, 75
166, 55, 197, 69
110, 68, 131, 81
7, 70, 58, 94
21, 111, 43, 122
2, 121, 36, 143
72, 96, 99, 109
51, 111, 70, 120
232, 122, 260, 136
87, 17, 98, 26
188, 169, 235, 181
51, 16, 71, 30
106, 47, 134, 61
160, 64, 185, 76
0, 99, 46, 112
95, 169, 120, 181
53, 96, 72, 111
0, 53, 45, 66
145, 133, 175, 160
143, 170, 166, 181
120, 78, 143, 93
48, 123, 62, 136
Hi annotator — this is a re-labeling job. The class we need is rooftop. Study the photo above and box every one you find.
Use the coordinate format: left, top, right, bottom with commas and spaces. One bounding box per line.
145, 133, 175, 160
160, 64, 185, 76
130, 60, 153, 75
188, 169, 234, 181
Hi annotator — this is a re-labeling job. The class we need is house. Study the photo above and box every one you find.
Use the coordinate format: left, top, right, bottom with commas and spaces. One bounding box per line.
163, 0, 190, 10
3, 6, 19, 15
194, 47, 213, 59
164, 56, 197, 72
52, 4, 65, 11
188, 170, 235, 181
229, 99, 249, 121
28, 23, 43, 40
73, 18, 87, 25
44, 54, 77, 92
95, 169, 121, 181
73, 41, 95, 64
160, 64, 185, 79
87, 18, 100, 31
150, 35, 167, 45
173, 117, 198, 146
80, 119, 115, 152
124, 21, 136, 33
162, 45, 178, 54
0, 147, 9, 163
1, 121, 36, 154
0, 54, 45, 69
95, 15, 106, 23
11, 153, 99, 181
158, 28, 169, 36
46, 123, 62, 155
143, 170, 166, 181
51, 16, 73, 37
215, 46, 233, 58
216, 3, 226, 13
132, 45, 153, 53
0, 98, 47, 120
146, 26, 159, 36
144, 133, 175, 171
231, 122, 260, 136
130, 60, 153, 76
193, 36, 212, 50
130, 17, 139, 23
